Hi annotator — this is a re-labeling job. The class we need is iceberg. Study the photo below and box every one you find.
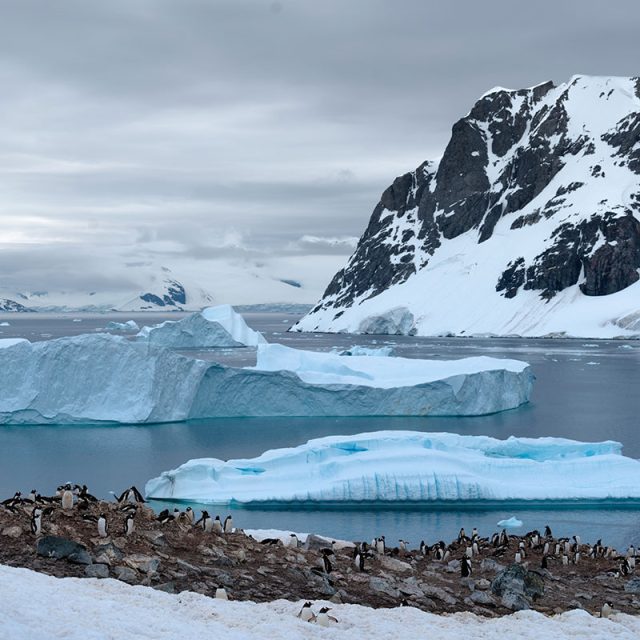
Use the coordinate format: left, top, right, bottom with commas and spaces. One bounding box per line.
0, 336, 532, 424
145, 431, 640, 505
497, 516, 523, 529
106, 320, 140, 332
137, 304, 267, 348
357, 307, 416, 335
338, 345, 394, 357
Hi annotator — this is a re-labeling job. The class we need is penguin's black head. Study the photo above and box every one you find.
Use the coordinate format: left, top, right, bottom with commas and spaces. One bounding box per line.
303, 602, 312, 607
319, 607, 330, 613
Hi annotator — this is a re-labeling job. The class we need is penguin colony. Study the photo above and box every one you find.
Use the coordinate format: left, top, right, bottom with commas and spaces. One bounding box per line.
1, 486, 638, 618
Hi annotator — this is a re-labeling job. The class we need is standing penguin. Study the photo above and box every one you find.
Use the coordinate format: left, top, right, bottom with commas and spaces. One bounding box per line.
97, 514, 109, 538
201, 511, 213, 533
30, 507, 42, 536
215, 587, 228, 600
321, 550, 333, 574
124, 513, 135, 536
213, 516, 223, 534
223, 515, 233, 534
185, 507, 195, 525
289, 534, 299, 549
297, 602, 315, 623
354, 551, 365, 572
61, 485, 74, 511
600, 602, 612, 619
375, 536, 385, 555
461, 556, 472, 577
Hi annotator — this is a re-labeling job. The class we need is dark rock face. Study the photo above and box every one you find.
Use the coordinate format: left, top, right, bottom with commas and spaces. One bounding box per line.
37, 536, 92, 565
139, 279, 187, 308
299, 76, 640, 331
0, 298, 30, 312
491, 564, 545, 611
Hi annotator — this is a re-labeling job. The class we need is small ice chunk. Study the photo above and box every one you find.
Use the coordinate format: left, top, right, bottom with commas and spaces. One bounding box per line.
497, 516, 523, 529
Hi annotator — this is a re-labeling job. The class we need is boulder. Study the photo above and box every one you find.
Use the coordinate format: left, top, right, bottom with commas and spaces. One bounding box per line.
85, 564, 110, 579
491, 564, 544, 610
36, 536, 92, 565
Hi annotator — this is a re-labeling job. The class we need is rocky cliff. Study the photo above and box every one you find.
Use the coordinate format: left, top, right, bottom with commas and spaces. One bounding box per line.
293, 75, 640, 338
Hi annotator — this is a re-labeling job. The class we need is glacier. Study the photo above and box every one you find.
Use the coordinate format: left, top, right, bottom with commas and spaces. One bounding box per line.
145, 431, 640, 505
0, 336, 532, 424
137, 305, 267, 348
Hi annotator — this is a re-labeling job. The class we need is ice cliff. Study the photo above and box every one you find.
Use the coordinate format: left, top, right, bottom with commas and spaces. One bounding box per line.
137, 305, 267, 348
0, 337, 532, 424
145, 431, 640, 504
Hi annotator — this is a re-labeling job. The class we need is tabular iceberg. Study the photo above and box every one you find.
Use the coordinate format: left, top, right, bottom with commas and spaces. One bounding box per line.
145, 431, 640, 505
0, 336, 532, 424
137, 304, 267, 348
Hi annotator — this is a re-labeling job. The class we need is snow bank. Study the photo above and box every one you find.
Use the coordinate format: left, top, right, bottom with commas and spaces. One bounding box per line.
2, 565, 639, 640
106, 320, 140, 332
0, 336, 531, 424
137, 304, 267, 348
0, 334, 207, 424
145, 432, 640, 505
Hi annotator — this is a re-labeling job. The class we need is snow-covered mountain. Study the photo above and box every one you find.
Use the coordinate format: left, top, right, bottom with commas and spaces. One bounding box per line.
1, 267, 214, 312
294, 75, 640, 338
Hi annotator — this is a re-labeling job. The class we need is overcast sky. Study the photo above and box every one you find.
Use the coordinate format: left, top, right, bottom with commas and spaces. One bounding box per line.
1, 0, 638, 300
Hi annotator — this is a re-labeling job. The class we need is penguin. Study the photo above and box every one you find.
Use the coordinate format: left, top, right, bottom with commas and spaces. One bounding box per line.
461, 556, 472, 577
157, 509, 175, 524
213, 516, 223, 534
375, 536, 385, 555
600, 602, 612, 619
223, 515, 233, 534
61, 486, 74, 511
555, 543, 561, 556
515, 552, 522, 564
289, 534, 299, 549
185, 507, 195, 524
562, 554, 569, 566
97, 514, 108, 538
354, 551, 365, 571
544, 525, 553, 538
472, 541, 479, 557
297, 602, 315, 623
202, 511, 213, 533
78, 485, 98, 503
465, 546, 473, 559
419, 540, 427, 556
458, 528, 466, 543
564, 540, 571, 555
541, 555, 550, 569
115, 486, 146, 504
30, 507, 42, 536
215, 587, 228, 600
472, 527, 478, 539
398, 539, 408, 554
124, 513, 135, 536
573, 535, 581, 546
27, 490, 37, 503
321, 550, 333, 574
620, 558, 632, 576
543, 541, 550, 556
573, 551, 580, 565
316, 607, 338, 627
629, 556, 636, 570
627, 545, 636, 558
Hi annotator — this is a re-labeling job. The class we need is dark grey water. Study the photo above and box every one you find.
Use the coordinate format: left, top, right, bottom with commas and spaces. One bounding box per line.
0, 311, 639, 549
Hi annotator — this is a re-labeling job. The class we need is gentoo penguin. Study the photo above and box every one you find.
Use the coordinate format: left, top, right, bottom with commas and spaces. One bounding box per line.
562, 554, 569, 566
215, 587, 228, 600
316, 607, 338, 627
321, 550, 333, 574
458, 528, 466, 543
124, 513, 135, 536
223, 515, 233, 534
573, 551, 580, 565
398, 539, 408, 554
600, 602, 612, 619
354, 551, 365, 571
544, 525, 553, 538
375, 536, 385, 555
201, 511, 213, 533
627, 545, 636, 558
213, 516, 223, 534
185, 507, 195, 524
515, 551, 522, 564
541, 555, 550, 569
61, 486, 74, 511
465, 546, 473, 559
27, 490, 37, 503
115, 486, 145, 504
78, 485, 98, 503
620, 558, 632, 576
156, 509, 175, 524
97, 514, 109, 538
472, 527, 478, 539
461, 556, 472, 577
543, 541, 550, 555
419, 540, 427, 556
289, 534, 299, 549
472, 541, 479, 557
297, 602, 315, 623
30, 507, 42, 536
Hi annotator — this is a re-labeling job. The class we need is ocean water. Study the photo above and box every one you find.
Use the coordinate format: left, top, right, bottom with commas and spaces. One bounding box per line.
0, 311, 639, 549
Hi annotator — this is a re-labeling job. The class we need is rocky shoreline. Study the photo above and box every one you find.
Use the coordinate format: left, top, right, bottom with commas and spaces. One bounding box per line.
2, 491, 640, 618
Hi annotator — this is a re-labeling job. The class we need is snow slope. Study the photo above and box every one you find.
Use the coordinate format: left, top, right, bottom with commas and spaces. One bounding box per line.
2, 565, 638, 640
137, 305, 267, 348
295, 75, 640, 338
0, 336, 531, 424
144, 432, 640, 505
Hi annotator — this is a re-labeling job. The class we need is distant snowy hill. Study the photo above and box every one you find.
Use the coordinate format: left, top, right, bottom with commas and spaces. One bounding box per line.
294, 75, 640, 338
0, 267, 214, 312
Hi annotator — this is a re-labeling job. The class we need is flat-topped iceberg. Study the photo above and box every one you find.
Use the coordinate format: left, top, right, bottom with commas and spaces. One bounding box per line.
145, 432, 640, 505
0, 334, 207, 424
106, 320, 140, 332
137, 304, 267, 348
0, 335, 532, 424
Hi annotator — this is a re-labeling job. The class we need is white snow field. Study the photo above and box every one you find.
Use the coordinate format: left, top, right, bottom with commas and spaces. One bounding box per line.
1, 565, 638, 640
0, 335, 532, 424
144, 431, 640, 505
137, 304, 267, 348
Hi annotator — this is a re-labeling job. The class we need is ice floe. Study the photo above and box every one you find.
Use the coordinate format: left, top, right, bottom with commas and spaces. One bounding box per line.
145, 431, 640, 505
